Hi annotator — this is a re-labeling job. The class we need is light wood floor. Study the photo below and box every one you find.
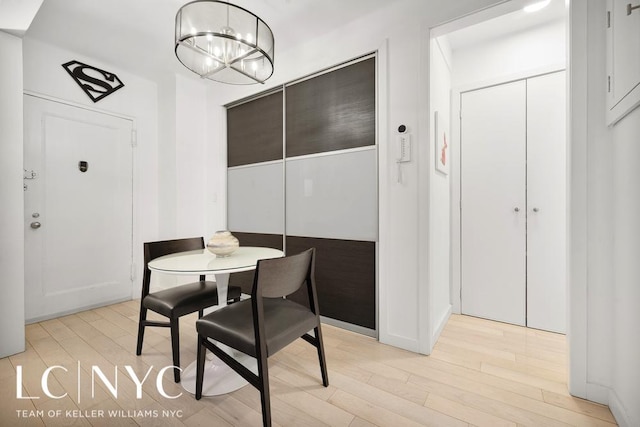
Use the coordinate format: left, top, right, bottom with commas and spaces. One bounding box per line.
1, 300, 616, 426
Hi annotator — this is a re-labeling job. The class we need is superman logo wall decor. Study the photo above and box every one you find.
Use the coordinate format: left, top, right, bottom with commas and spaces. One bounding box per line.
62, 60, 125, 103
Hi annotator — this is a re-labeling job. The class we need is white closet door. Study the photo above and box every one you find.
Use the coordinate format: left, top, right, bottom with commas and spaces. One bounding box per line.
461, 81, 527, 326
526, 71, 567, 333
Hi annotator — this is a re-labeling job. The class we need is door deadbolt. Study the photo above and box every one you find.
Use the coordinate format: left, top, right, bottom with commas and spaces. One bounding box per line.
78, 161, 88, 172
30, 222, 41, 229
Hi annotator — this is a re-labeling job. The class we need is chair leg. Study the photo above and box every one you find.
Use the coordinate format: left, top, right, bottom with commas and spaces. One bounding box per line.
136, 306, 147, 356
170, 317, 181, 383
195, 335, 206, 400
198, 309, 204, 318
256, 352, 271, 427
314, 326, 329, 387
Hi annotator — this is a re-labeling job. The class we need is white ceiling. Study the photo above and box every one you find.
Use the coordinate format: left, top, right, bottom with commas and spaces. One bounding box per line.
25, 0, 397, 82
25, 0, 567, 83
0, 0, 44, 36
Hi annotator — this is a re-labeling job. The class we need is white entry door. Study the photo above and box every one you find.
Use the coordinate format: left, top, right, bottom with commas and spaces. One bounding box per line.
24, 95, 134, 322
461, 80, 527, 326
460, 72, 566, 333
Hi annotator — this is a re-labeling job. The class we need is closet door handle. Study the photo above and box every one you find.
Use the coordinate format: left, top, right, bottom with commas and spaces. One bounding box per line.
514, 207, 520, 212
533, 207, 539, 212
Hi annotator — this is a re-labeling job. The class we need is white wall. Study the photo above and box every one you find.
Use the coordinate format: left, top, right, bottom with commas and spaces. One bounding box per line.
0, 31, 26, 358
175, 74, 208, 238
142, 73, 211, 291
204, 100, 228, 237
448, 16, 567, 315
157, 74, 177, 239
451, 19, 566, 87
570, 2, 639, 425
584, 0, 615, 400
610, 105, 640, 427
196, 0, 503, 353
582, 4, 640, 423
429, 37, 453, 343
22, 38, 160, 294
568, 0, 614, 405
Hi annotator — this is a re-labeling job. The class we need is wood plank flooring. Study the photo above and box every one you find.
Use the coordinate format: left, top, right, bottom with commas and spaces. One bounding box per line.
1, 301, 616, 426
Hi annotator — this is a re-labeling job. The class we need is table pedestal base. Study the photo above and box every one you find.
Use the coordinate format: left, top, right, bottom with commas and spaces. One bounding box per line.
181, 352, 257, 396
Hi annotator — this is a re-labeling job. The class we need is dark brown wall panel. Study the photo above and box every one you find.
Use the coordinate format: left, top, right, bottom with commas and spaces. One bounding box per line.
228, 232, 284, 294
231, 231, 284, 251
286, 236, 375, 330
286, 57, 375, 157
227, 91, 283, 167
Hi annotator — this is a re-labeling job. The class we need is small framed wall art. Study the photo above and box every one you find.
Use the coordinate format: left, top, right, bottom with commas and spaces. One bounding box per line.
434, 111, 449, 175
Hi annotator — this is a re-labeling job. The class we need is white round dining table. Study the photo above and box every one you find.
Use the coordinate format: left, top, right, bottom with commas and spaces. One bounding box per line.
147, 246, 283, 396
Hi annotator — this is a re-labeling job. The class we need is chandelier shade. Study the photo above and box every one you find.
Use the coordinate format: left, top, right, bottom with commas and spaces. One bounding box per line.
175, 0, 274, 84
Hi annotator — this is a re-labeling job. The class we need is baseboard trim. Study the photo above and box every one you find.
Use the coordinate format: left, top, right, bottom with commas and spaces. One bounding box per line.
608, 389, 634, 427
581, 382, 635, 427
432, 304, 452, 347
379, 332, 420, 353
25, 297, 131, 324
585, 382, 610, 405
320, 316, 377, 338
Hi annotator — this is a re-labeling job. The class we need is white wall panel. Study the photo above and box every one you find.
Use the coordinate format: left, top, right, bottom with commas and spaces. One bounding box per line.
285, 148, 377, 241
228, 161, 284, 234
0, 31, 25, 357
429, 37, 452, 347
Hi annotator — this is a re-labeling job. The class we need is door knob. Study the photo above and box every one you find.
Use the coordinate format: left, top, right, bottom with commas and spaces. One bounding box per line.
514, 207, 520, 212
30, 222, 41, 229
533, 207, 539, 212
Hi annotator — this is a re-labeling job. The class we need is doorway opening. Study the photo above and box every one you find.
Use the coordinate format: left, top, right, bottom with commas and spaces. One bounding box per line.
429, 0, 569, 333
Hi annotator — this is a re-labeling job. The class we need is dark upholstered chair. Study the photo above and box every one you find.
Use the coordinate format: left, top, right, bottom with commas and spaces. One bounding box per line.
195, 248, 328, 427
136, 237, 242, 383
